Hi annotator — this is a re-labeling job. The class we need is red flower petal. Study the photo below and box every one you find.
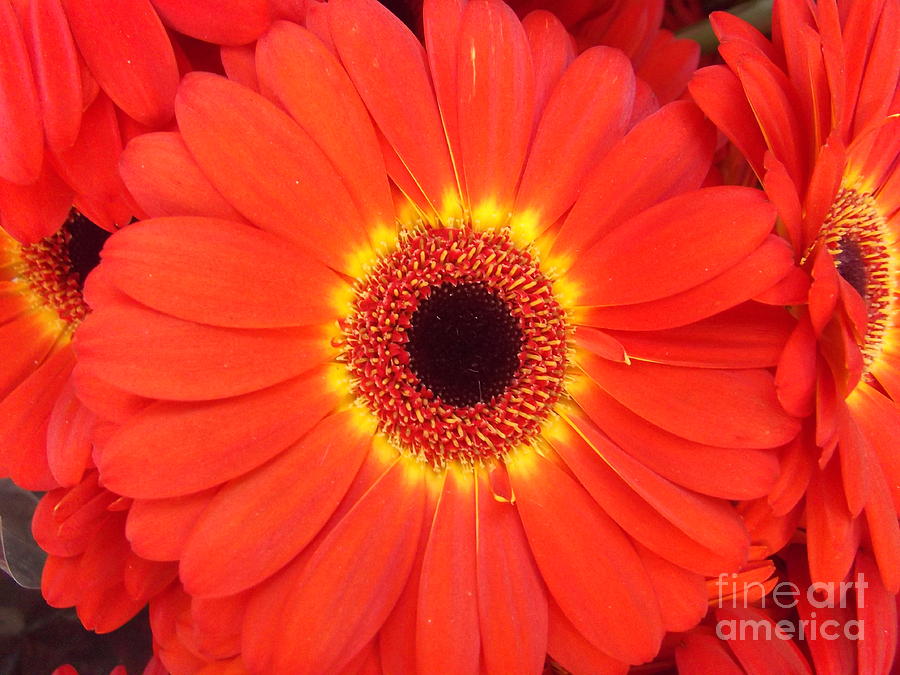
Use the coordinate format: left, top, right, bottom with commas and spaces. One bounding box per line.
475, 468, 548, 675
0, 160, 74, 243
181, 410, 371, 598
636, 30, 699, 105
150, 0, 271, 46
0, 0, 43, 184
576, 351, 799, 449
119, 132, 245, 221
675, 631, 743, 674
515, 47, 634, 230
457, 0, 534, 214
521, 10, 574, 119
268, 460, 426, 673
634, 543, 707, 632
855, 551, 899, 670
329, 0, 457, 213
102, 217, 343, 329
547, 598, 628, 675
46, 379, 95, 487
99, 367, 339, 499
553, 101, 715, 256
76, 298, 331, 401
24, 0, 83, 152
416, 471, 479, 674
806, 460, 860, 585
126, 489, 217, 561
256, 20, 394, 229
569, 186, 775, 306
775, 313, 818, 417
509, 452, 663, 664
61, 0, 179, 127
175, 72, 370, 271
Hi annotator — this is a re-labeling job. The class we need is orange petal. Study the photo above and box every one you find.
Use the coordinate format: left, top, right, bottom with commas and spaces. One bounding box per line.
61, 0, 179, 127
149, 0, 271, 45
181, 410, 371, 597
416, 470, 479, 674
175, 72, 370, 272
475, 467, 548, 675
576, 353, 800, 449
633, 543, 707, 632
521, 10, 574, 120
546, 598, 628, 675
0, 159, 74, 243
102, 217, 343, 329
508, 452, 663, 664
98, 368, 339, 498
806, 460, 860, 585
126, 489, 217, 562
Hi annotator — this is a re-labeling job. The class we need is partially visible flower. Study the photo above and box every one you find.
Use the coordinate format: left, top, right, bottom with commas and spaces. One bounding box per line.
689, 0, 900, 591
75, 0, 799, 672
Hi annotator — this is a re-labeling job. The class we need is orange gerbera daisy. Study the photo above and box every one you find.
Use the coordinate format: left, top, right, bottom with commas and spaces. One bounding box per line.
689, 0, 900, 591
76, 0, 799, 671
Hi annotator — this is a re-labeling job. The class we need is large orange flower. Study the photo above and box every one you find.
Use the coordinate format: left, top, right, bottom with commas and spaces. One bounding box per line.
76, 0, 799, 671
689, 0, 900, 592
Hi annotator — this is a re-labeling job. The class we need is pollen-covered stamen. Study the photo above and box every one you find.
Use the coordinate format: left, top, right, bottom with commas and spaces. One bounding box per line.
340, 225, 569, 467
16, 210, 111, 327
822, 187, 896, 367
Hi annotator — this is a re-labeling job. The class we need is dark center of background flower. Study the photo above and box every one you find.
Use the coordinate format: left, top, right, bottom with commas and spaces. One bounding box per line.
340, 225, 569, 466
823, 187, 895, 367
406, 282, 522, 408
17, 210, 111, 326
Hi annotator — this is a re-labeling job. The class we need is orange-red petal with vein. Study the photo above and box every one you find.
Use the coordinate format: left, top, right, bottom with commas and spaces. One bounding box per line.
718, 607, 813, 674
0, 0, 42, 184
457, 0, 534, 213
581, 236, 795, 331
46, 379, 95, 487
571, 380, 778, 500
863, 459, 900, 592
569, 186, 775, 306
636, 30, 699, 105
25, 0, 82, 152
855, 552, 899, 672
521, 10, 573, 119
577, 351, 799, 449
175, 72, 369, 271
806, 460, 859, 585
181, 410, 371, 598
688, 65, 766, 178
329, 0, 457, 213
126, 489, 217, 562
554, 412, 749, 575
102, 217, 343, 329
0, 160, 73, 243
475, 468, 547, 675
574, 326, 628, 364
256, 21, 394, 230
767, 429, 814, 516
508, 452, 663, 664
191, 592, 246, 660
61, 0, 178, 126
0, 314, 60, 398
515, 47, 634, 230
850, 384, 900, 510
99, 368, 339, 499
120, 132, 245, 220
553, 101, 715, 256
220, 44, 259, 92
546, 599, 628, 675
269, 460, 425, 673
150, 0, 271, 45
75, 299, 330, 401
51, 92, 132, 231
775, 314, 818, 417
416, 471, 479, 674
0, 344, 73, 490
675, 631, 743, 674
606, 303, 793, 369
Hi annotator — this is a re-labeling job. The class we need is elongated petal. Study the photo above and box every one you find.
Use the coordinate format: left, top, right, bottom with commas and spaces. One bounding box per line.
475, 468, 548, 675
182, 410, 371, 597
416, 470, 479, 674
98, 367, 339, 499
76, 299, 332, 401
330, 0, 457, 213
126, 489, 217, 561
269, 460, 426, 673
150, 0, 271, 45
119, 132, 244, 220
553, 101, 715, 256
256, 21, 394, 229
576, 353, 799, 449
0, 160, 73, 243
521, 10, 574, 119
547, 599, 628, 675
102, 217, 343, 328
175, 72, 370, 271
569, 187, 775, 306
61, 0, 178, 126
515, 47, 634, 230
0, 0, 42, 184
508, 452, 663, 664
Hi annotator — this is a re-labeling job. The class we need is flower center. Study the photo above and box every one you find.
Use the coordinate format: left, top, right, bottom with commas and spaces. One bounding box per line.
340, 225, 569, 467
15, 210, 111, 328
822, 187, 896, 366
